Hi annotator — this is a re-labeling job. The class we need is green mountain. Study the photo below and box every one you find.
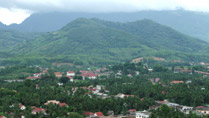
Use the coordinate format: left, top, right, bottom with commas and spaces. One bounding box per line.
2, 10, 209, 42
0, 29, 39, 50
0, 29, 41, 60
4, 18, 209, 66
92, 18, 207, 53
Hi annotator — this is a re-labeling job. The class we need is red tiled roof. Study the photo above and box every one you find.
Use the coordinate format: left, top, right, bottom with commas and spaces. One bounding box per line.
95, 112, 104, 116
84, 111, 94, 116
66, 76, 73, 80
155, 78, 160, 82
32, 107, 45, 113
81, 72, 98, 77
170, 81, 184, 84
129, 109, 136, 112
89, 88, 97, 91
159, 101, 166, 104
196, 106, 205, 109
161, 91, 166, 94
0, 116, 6, 118
59, 103, 68, 107
80, 70, 89, 74
54, 72, 62, 75
19, 104, 24, 108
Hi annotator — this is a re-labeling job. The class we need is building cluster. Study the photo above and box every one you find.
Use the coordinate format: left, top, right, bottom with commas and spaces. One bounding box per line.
150, 99, 209, 116
84, 109, 151, 118
5, 100, 68, 118
3, 67, 110, 83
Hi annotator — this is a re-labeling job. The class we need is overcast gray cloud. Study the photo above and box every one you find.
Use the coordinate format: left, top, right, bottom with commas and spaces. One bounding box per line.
0, 0, 209, 13
1, 0, 209, 25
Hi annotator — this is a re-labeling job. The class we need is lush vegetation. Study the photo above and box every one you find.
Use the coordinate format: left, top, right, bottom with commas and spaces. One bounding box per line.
150, 104, 202, 118
1, 62, 209, 117
0, 29, 39, 51
2, 10, 209, 42
0, 18, 209, 67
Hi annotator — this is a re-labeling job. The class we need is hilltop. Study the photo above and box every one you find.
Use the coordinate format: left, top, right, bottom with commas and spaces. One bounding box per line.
3, 18, 209, 66
1, 10, 209, 42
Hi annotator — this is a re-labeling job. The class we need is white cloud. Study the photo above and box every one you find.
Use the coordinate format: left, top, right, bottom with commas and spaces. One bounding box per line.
1, 0, 209, 24
1, 0, 209, 12
0, 8, 30, 25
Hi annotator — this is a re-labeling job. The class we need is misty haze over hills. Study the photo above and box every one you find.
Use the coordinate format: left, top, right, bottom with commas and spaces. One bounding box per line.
1, 10, 209, 42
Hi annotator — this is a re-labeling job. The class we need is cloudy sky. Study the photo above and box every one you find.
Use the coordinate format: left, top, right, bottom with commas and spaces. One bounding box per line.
0, 0, 209, 25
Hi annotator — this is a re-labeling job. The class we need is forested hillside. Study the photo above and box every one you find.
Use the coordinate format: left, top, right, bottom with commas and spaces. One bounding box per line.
1, 10, 209, 42
0, 29, 38, 50
0, 18, 207, 67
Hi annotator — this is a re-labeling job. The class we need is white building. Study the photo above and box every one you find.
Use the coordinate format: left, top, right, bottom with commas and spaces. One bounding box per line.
181, 106, 193, 114
136, 111, 151, 118
96, 85, 105, 91
19, 104, 26, 110
67, 71, 75, 77
57, 83, 63, 86
115, 93, 125, 99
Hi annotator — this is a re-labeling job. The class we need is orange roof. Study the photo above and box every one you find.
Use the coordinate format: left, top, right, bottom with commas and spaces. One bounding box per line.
170, 81, 184, 84
59, 102, 68, 107
45, 100, 60, 105
129, 109, 137, 112
32, 107, 45, 113
54, 72, 62, 75
84, 111, 94, 116
95, 112, 104, 116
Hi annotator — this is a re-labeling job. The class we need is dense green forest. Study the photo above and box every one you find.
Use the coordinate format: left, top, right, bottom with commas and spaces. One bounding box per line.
0, 18, 209, 67
2, 10, 209, 42
1, 62, 209, 117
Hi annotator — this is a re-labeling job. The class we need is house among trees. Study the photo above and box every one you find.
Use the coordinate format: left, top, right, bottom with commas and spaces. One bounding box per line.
59, 102, 68, 107
31, 106, 45, 115
136, 111, 151, 118
44, 100, 60, 105
128, 109, 137, 115
67, 71, 75, 77
94, 112, 104, 117
44, 100, 68, 107
66, 76, 74, 82
54, 72, 62, 78
170, 81, 184, 84
84, 111, 94, 117
84, 111, 104, 117
115, 93, 125, 99
195, 106, 209, 115
33, 73, 42, 77
19, 104, 26, 110
81, 72, 98, 80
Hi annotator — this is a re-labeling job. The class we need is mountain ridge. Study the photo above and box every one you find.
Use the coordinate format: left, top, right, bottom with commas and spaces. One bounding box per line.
3, 18, 209, 66
1, 10, 209, 42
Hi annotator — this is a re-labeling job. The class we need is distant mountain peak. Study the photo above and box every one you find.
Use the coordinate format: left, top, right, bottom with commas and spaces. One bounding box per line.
61, 17, 103, 31
0, 22, 6, 28
0, 10, 208, 41
1, 18, 209, 66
